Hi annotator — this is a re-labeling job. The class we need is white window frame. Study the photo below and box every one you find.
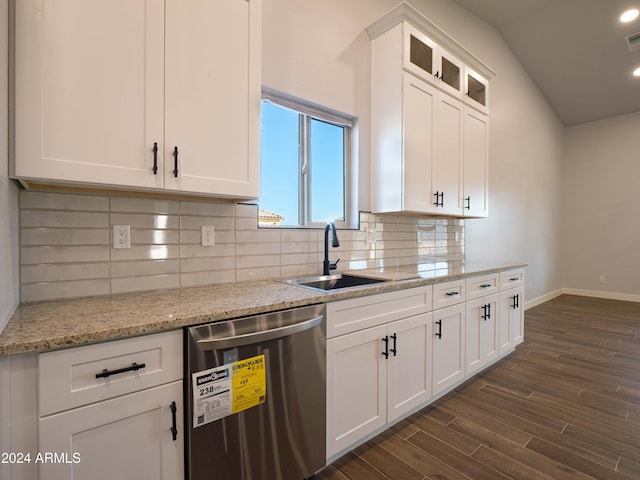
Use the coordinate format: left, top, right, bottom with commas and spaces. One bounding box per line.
260, 87, 356, 229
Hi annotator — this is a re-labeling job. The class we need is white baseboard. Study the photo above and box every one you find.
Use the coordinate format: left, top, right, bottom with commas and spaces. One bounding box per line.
561, 288, 640, 303
524, 289, 563, 310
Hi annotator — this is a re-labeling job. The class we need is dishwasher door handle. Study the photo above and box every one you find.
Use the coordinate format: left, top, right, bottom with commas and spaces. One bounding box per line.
196, 315, 323, 350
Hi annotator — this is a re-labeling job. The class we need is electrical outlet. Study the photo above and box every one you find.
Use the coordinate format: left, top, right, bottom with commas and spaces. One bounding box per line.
599, 275, 606, 284
201, 225, 215, 247
113, 225, 130, 249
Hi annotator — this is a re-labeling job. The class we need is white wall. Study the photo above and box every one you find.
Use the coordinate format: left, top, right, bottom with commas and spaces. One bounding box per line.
561, 112, 640, 299
0, 0, 20, 332
262, 0, 564, 304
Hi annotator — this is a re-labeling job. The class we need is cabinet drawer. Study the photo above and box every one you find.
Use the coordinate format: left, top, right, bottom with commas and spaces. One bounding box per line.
466, 273, 499, 300
39, 330, 182, 416
433, 279, 465, 309
326, 286, 432, 338
500, 268, 525, 290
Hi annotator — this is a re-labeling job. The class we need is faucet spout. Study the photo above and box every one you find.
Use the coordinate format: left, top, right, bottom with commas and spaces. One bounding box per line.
323, 222, 340, 276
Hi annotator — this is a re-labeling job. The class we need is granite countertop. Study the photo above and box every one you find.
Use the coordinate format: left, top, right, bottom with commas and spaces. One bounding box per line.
0, 261, 526, 357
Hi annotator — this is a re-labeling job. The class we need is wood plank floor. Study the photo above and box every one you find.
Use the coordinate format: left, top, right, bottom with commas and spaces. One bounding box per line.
312, 294, 640, 480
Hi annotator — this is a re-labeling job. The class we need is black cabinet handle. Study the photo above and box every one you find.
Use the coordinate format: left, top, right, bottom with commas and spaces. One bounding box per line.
152, 142, 158, 175
170, 401, 178, 441
95, 362, 146, 379
511, 294, 520, 310
480, 283, 492, 288
390, 333, 397, 357
382, 336, 389, 359
487, 303, 491, 319
435, 320, 442, 339
481, 304, 488, 320
434, 191, 440, 206
510, 277, 519, 282
445, 291, 459, 297
465, 196, 471, 210
439, 191, 444, 207
173, 146, 179, 177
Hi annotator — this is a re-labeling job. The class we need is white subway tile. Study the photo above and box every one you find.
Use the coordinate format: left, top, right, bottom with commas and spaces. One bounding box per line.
110, 197, 180, 214
21, 228, 109, 246
21, 210, 109, 228
180, 200, 236, 217
111, 259, 180, 278
21, 279, 110, 303
21, 263, 109, 283
20, 191, 108, 211
181, 270, 236, 287
21, 245, 110, 265
110, 245, 180, 261
110, 213, 180, 229
111, 274, 180, 294
181, 256, 236, 273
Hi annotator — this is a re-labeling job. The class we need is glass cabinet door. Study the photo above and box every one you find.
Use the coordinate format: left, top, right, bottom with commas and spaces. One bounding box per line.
465, 70, 489, 114
404, 23, 438, 83
440, 55, 461, 91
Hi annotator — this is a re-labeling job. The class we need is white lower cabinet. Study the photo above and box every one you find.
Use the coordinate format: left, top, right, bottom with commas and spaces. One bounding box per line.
36, 331, 184, 480
432, 303, 465, 396
326, 287, 432, 458
38, 381, 183, 480
499, 286, 525, 355
465, 294, 499, 375
327, 312, 432, 458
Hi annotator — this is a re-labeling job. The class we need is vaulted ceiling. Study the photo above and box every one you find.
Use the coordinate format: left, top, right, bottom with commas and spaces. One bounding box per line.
450, 0, 640, 126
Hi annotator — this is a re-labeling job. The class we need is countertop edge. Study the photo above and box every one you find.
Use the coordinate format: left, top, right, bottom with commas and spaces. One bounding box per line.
0, 263, 527, 357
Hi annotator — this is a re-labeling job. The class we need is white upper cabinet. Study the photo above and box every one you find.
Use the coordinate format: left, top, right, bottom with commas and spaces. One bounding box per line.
13, 0, 260, 200
367, 2, 495, 218
462, 108, 489, 217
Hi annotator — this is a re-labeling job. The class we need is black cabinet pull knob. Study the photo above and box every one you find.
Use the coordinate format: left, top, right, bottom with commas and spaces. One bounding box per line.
173, 146, 179, 177
382, 336, 389, 359
170, 401, 178, 441
152, 142, 158, 175
390, 333, 397, 357
435, 320, 442, 339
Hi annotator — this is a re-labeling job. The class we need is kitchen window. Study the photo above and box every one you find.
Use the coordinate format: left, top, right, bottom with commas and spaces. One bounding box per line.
259, 89, 355, 228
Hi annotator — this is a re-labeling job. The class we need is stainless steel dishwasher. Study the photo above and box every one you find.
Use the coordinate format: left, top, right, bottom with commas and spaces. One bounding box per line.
185, 304, 326, 480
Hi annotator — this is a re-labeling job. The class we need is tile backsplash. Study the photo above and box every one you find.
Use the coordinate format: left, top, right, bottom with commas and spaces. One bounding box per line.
19, 190, 464, 303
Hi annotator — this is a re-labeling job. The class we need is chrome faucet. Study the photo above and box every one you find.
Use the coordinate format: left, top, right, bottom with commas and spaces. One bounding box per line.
323, 222, 340, 276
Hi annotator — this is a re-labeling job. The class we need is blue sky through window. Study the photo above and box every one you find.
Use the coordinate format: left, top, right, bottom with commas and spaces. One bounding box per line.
260, 101, 346, 226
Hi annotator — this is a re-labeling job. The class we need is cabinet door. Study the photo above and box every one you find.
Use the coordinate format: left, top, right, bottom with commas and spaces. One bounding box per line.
327, 325, 387, 458
387, 313, 432, 422
463, 108, 489, 217
14, 0, 165, 189
434, 94, 464, 216
402, 74, 437, 213
38, 381, 183, 480
464, 69, 489, 114
164, 0, 260, 198
432, 304, 465, 396
499, 287, 524, 355
465, 295, 499, 376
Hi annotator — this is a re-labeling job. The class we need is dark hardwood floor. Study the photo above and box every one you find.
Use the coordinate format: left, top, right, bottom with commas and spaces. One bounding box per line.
313, 294, 640, 480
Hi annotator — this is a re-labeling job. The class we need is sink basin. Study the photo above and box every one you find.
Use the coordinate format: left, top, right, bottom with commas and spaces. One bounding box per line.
282, 273, 389, 291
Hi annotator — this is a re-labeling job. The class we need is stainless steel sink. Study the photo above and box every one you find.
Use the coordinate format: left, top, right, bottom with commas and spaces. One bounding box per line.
282, 273, 389, 291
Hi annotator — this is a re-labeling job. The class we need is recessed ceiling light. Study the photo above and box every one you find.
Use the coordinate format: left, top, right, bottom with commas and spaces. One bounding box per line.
620, 8, 639, 23
634, 67, 640, 77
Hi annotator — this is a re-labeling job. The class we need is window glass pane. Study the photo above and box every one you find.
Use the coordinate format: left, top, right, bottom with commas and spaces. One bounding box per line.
260, 102, 300, 226
309, 118, 345, 223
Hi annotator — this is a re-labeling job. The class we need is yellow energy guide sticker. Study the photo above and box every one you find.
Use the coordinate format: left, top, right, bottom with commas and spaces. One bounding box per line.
192, 354, 266, 428
231, 354, 266, 414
